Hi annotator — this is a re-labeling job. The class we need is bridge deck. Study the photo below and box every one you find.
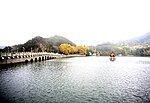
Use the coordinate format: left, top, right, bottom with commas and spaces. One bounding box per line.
0, 52, 65, 65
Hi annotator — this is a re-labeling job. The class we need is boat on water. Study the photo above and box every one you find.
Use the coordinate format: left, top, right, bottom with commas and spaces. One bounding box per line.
109, 51, 116, 61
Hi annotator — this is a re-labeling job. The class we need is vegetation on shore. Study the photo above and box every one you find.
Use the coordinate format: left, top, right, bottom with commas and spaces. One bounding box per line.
59, 44, 89, 55
88, 32, 150, 56
89, 43, 150, 56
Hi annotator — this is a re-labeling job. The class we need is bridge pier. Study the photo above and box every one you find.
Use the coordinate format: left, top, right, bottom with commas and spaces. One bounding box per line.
42, 56, 44, 61
39, 57, 41, 61
47, 56, 49, 60
25, 59, 28, 63
35, 58, 37, 62
30, 58, 33, 62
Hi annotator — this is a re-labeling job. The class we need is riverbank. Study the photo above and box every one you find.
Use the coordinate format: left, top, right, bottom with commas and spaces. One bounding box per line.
62, 54, 86, 58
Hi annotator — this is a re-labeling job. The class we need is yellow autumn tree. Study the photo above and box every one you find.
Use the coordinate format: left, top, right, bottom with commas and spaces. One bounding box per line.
70, 46, 76, 54
73, 46, 78, 54
59, 44, 89, 55
76, 46, 89, 55
59, 44, 73, 55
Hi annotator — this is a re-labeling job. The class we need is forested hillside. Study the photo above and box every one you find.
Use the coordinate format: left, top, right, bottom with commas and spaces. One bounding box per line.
12, 35, 76, 53
89, 32, 150, 56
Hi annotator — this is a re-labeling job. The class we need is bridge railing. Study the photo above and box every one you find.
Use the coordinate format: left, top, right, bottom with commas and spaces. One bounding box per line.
0, 52, 63, 60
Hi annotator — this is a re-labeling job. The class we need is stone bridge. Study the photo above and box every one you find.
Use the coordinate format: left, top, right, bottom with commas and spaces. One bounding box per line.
0, 52, 64, 65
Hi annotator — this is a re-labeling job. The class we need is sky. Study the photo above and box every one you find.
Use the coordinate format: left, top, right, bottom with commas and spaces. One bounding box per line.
0, 0, 150, 46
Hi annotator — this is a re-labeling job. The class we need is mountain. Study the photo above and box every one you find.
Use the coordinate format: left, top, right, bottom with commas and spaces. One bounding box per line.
46, 35, 76, 46
126, 32, 150, 45
24, 36, 49, 50
12, 35, 76, 52
0, 46, 5, 49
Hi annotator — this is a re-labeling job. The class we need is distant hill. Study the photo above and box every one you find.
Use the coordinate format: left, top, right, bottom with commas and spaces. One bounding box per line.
0, 46, 5, 49
24, 36, 49, 50
12, 35, 76, 52
93, 32, 150, 56
126, 32, 150, 45
46, 35, 76, 46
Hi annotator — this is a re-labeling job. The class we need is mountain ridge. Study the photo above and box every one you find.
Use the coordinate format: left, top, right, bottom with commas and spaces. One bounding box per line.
125, 32, 150, 45
12, 35, 76, 52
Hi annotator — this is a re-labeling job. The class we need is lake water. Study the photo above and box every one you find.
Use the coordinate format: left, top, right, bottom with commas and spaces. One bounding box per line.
0, 57, 150, 103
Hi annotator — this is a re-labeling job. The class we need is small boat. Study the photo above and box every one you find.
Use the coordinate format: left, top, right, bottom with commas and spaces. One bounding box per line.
109, 51, 116, 61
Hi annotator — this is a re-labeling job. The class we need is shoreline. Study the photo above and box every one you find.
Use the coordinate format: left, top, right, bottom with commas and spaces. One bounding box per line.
62, 54, 86, 58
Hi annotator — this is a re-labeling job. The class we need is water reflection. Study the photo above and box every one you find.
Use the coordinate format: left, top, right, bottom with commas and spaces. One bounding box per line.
0, 57, 150, 103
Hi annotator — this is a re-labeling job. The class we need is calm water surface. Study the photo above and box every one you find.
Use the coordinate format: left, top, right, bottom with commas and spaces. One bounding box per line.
0, 57, 150, 103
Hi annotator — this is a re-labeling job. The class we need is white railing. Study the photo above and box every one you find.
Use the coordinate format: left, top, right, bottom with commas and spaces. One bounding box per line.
0, 52, 62, 57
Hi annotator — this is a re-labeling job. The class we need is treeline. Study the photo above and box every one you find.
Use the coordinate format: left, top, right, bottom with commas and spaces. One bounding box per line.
88, 43, 129, 56
89, 43, 150, 56
59, 44, 89, 55
133, 47, 150, 56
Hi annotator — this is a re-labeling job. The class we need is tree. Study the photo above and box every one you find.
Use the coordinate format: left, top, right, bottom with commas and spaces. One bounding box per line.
59, 44, 72, 55
3, 46, 12, 53
76, 46, 89, 55
59, 44, 89, 55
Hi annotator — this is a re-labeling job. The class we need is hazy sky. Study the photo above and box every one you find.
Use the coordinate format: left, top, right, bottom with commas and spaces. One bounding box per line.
0, 0, 150, 46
